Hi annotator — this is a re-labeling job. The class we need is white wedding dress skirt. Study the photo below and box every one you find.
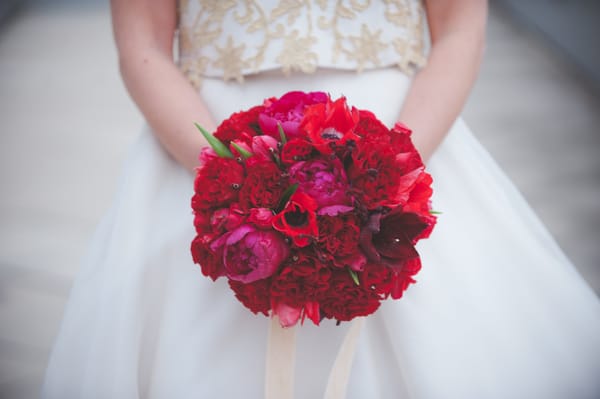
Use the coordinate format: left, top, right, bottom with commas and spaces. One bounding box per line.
42, 69, 600, 399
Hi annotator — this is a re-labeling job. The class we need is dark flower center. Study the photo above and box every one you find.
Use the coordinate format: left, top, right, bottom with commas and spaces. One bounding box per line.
284, 210, 308, 227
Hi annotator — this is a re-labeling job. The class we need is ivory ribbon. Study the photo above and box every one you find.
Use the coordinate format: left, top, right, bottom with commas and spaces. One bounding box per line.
264, 316, 365, 399
323, 317, 365, 399
265, 316, 296, 399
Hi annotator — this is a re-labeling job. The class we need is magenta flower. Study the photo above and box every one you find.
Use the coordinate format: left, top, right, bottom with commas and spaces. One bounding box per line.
251, 135, 279, 161
259, 91, 328, 139
247, 207, 275, 228
211, 225, 289, 283
288, 158, 350, 210
209, 205, 245, 232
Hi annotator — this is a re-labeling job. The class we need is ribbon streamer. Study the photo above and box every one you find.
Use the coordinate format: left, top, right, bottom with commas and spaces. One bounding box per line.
264, 317, 365, 399
265, 316, 296, 399
324, 317, 365, 399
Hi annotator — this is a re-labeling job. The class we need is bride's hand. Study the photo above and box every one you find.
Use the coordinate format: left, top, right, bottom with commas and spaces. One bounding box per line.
399, 0, 488, 163
111, 0, 217, 172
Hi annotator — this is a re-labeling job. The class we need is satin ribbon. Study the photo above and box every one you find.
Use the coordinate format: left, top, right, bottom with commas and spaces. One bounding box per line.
264, 316, 365, 399
265, 316, 296, 399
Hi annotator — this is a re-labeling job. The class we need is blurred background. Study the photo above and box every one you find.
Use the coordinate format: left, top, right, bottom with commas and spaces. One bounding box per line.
0, 0, 599, 397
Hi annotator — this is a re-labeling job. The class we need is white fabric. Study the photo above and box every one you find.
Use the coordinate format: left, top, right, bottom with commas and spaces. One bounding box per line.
42, 68, 600, 398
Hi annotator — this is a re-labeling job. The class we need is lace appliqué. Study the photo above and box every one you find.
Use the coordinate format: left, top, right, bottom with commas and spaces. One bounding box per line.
178, 0, 427, 88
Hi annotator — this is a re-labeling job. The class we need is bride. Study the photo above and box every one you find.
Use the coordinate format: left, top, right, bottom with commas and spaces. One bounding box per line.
42, 0, 600, 398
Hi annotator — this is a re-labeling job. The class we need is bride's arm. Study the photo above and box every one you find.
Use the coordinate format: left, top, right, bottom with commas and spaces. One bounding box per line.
110, 0, 214, 172
399, 0, 488, 162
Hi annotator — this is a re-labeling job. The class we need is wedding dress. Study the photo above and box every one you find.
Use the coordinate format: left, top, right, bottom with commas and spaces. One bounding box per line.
42, 1, 600, 398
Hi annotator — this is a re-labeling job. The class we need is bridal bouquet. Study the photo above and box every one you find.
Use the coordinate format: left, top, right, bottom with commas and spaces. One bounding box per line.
191, 91, 436, 327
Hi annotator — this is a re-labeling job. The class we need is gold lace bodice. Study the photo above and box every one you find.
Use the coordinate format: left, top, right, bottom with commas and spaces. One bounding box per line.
177, 0, 428, 88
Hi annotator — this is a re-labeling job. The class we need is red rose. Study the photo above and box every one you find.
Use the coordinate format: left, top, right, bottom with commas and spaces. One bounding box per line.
319, 270, 381, 322
300, 97, 360, 155
272, 191, 318, 247
317, 213, 366, 271
229, 278, 272, 316
238, 160, 286, 211
214, 105, 264, 145
191, 233, 224, 281
194, 157, 245, 209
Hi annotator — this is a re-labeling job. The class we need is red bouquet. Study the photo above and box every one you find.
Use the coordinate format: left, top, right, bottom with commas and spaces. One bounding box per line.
191, 91, 436, 327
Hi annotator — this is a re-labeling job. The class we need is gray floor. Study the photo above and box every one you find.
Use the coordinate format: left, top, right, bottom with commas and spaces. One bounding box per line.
498, 0, 600, 91
0, 2, 599, 398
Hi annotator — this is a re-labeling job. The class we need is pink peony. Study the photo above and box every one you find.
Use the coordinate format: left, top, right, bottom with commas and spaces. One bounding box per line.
211, 225, 289, 283
288, 158, 351, 210
258, 91, 328, 139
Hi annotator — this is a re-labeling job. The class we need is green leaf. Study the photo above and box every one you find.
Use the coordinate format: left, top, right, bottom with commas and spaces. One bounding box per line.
271, 151, 282, 168
429, 210, 443, 215
231, 142, 253, 159
278, 123, 288, 145
194, 122, 233, 158
348, 269, 360, 286
276, 183, 299, 213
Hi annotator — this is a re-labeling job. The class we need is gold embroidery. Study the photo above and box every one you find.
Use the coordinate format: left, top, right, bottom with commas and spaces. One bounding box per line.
345, 24, 387, 72
213, 36, 249, 83
383, 0, 426, 70
276, 30, 318, 75
178, 0, 427, 88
